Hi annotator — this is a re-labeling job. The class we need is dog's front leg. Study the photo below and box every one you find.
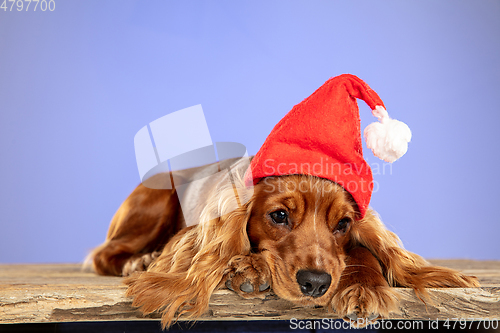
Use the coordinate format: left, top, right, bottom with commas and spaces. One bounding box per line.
223, 253, 272, 299
332, 246, 399, 327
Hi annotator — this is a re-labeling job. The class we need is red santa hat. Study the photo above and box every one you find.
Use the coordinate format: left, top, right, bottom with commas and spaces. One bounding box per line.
244, 74, 411, 218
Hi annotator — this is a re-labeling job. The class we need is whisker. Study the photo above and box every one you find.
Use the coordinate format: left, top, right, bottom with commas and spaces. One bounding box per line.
342, 264, 381, 274
339, 270, 360, 278
343, 264, 369, 269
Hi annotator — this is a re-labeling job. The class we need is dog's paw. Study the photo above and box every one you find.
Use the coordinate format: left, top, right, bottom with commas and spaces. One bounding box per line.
332, 283, 399, 328
122, 251, 161, 276
225, 254, 271, 299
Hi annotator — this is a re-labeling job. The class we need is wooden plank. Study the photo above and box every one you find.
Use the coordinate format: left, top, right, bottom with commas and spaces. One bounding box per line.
0, 262, 499, 324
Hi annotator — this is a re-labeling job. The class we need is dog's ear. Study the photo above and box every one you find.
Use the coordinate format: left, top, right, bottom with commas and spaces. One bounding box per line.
125, 168, 254, 329
350, 210, 479, 297
350, 210, 427, 285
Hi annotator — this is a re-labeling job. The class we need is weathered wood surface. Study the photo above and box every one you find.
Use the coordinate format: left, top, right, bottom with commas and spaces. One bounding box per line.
0, 260, 499, 324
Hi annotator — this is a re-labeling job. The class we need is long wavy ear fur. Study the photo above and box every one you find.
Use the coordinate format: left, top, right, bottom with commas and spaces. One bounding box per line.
124, 167, 254, 329
350, 210, 480, 299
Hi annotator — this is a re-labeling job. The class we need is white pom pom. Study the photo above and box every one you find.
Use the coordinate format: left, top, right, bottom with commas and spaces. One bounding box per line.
364, 106, 412, 163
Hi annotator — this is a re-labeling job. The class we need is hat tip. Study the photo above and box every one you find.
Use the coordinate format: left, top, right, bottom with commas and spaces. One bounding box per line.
364, 107, 412, 163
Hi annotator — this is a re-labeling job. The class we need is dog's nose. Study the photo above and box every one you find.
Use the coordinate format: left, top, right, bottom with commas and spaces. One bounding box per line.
296, 270, 331, 297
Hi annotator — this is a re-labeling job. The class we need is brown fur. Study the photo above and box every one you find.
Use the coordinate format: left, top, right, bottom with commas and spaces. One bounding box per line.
87, 165, 479, 329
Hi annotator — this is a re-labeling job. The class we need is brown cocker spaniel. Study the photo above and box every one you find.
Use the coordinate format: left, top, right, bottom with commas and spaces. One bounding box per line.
87, 157, 479, 329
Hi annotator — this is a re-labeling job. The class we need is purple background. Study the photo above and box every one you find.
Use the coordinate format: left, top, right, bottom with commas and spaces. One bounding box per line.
1, 1, 499, 263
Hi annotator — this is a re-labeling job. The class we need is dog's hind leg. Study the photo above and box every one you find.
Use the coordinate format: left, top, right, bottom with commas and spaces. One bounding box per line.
88, 177, 184, 276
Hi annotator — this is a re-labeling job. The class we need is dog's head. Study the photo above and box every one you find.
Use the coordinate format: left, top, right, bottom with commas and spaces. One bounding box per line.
248, 175, 359, 306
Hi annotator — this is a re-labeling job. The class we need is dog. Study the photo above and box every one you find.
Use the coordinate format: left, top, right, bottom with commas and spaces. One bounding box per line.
88, 156, 479, 328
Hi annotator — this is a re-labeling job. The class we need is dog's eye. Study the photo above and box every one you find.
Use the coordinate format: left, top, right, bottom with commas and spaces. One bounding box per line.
269, 210, 288, 225
334, 217, 351, 234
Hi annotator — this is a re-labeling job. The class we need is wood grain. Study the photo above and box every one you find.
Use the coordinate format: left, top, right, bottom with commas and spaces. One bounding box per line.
0, 261, 499, 324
